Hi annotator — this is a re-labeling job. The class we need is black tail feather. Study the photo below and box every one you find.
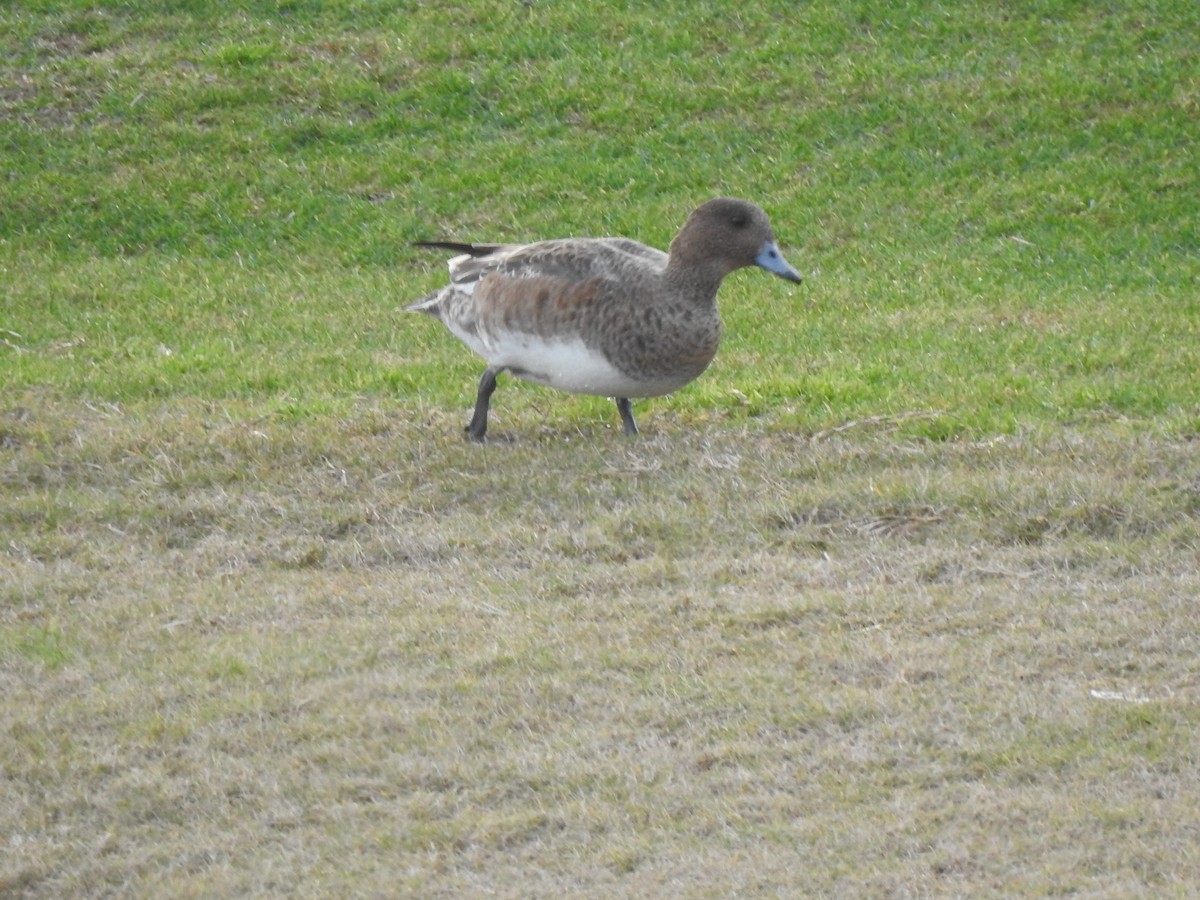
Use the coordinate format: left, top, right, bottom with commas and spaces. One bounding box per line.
413, 240, 505, 258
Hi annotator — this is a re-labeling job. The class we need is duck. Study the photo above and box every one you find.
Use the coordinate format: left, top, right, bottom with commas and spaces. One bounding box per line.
408, 197, 802, 441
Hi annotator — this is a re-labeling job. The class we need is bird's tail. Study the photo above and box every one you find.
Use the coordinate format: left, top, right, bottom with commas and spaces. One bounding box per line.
413, 241, 506, 258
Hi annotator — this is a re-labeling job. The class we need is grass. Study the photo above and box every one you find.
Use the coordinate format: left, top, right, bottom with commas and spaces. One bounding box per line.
2, 0, 1199, 895
4, 407, 1200, 895
3, 0, 1197, 433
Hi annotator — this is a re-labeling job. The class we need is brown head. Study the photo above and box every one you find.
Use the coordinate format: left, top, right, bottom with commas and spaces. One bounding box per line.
666, 197, 803, 289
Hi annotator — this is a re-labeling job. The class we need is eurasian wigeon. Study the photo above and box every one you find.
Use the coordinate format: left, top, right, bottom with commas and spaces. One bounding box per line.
409, 197, 802, 441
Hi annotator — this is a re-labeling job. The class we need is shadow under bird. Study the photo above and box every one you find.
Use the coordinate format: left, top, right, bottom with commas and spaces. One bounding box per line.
408, 197, 802, 441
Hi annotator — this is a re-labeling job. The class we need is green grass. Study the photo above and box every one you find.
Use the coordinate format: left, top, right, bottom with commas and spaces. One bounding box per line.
3, 0, 1197, 434
2, 0, 1199, 895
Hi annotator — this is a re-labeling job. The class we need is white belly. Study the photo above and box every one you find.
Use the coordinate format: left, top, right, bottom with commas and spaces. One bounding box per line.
485, 334, 680, 398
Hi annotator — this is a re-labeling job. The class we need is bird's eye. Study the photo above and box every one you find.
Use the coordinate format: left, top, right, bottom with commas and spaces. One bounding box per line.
730, 214, 748, 228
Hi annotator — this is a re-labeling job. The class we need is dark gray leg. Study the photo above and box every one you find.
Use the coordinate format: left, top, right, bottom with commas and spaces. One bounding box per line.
466, 367, 500, 442
615, 397, 638, 436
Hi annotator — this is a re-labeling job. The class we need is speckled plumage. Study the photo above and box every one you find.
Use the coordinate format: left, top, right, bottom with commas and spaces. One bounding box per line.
409, 198, 802, 441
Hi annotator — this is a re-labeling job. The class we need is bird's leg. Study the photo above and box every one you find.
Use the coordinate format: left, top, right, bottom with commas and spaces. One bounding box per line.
615, 397, 639, 436
466, 367, 500, 442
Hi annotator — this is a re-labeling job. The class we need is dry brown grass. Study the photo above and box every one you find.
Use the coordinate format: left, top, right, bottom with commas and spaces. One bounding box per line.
3, 398, 1199, 897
